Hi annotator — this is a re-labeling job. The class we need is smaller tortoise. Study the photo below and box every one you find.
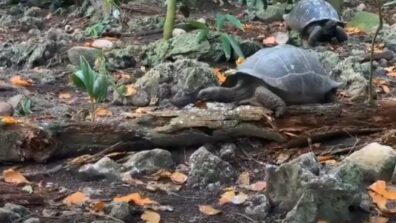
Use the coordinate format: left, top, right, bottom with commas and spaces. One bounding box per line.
197, 44, 340, 117
284, 0, 348, 46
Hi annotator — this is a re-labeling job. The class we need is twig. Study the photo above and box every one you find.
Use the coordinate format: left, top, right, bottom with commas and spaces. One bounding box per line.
235, 212, 257, 223
368, 0, 384, 104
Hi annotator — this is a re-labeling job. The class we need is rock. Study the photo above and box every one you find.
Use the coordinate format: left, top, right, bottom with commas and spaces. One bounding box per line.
380, 24, 396, 47
3, 203, 29, 217
78, 157, 123, 181
244, 194, 271, 221
92, 39, 114, 50
356, 3, 366, 11
0, 208, 19, 223
265, 153, 363, 223
219, 143, 237, 162
105, 47, 137, 71
107, 202, 139, 222
127, 16, 165, 33
197, 18, 206, 24
187, 146, 236, 188
67, 46, 101, 67
23, 218, 41, 223
343, 142, 396, 182
112, 87, 150, 107
141, 31, 224, 67
27, 41, 58, 68
123, 148, 174, 174
136, 59, 217, 107
172, 28, 187, 37
0, 102, 13, 116
7, 94, 24, 109
24, 7, 42, 17
238, 40, 263, 58
250, 5, 285, 22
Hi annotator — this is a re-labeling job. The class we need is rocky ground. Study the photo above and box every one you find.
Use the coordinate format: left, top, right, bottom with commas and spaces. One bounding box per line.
1, 0, 396, 223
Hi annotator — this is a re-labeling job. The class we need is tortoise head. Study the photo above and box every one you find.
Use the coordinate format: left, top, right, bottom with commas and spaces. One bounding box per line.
197, 87, 235, 103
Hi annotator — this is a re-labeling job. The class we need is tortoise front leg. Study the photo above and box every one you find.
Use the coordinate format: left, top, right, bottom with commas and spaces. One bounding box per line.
253, 86, 287, 118
307, 25, 323, 46
334, 26, 348, 43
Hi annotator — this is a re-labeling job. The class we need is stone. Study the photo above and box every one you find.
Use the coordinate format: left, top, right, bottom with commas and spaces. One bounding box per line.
252, 5, 285, 22
0, 208, 19, 223
265, 153, 363, 223
105, 47, 137, 71
23, 218, 41, 223
92, 39, 114, 50
219, 143, 237, 162
356, 3, 366, 11
172, 28, 187, 37
187, 146, 236, 188
3, 203, 29, 217
0, 102, 13, 116
78, 157, 123, 181
343, 142, 396, 182
244, 194, 271, 221
24, 7, 42, 17
123, 148, 174, 174
112, 87, 150, 107
136, 59, 218, 107
67, 46, 101, 67
127, 16, 165, 33
107, 202, 139, 222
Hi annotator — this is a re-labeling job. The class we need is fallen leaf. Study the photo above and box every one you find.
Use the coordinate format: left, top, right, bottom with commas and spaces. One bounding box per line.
213, 68, 227, 84
344, 27, 365, 35
58, 92, 72, 100
141, 210, 161, 223
368, 181, 396, 214
91, 201, 106, 213
1, 116, 19, 126
276, 152, 290, 164
113, 193, 158, 206
347, 11, 380, 33
170, 172, 188, 185
382, 85, 391, 94
63, 192, 89, 206
146, 181, 182, 192
235, 57, 245, 67
151, 169, 172, 180
231, 192, 248, 205
199, 205, 222, 216
246, 181, 267, 191
219, 190, 248, 205
318, 155, 335, 162
124, 85, 137, 96
122, 174, 145, 186
368, 216, 389, 223
237, 171, 250, 187
95, 108, 112, 117
369, 180, 396, 200
3, 169, 29, 185
262, 36, 277, 46
10, 75, 32, 87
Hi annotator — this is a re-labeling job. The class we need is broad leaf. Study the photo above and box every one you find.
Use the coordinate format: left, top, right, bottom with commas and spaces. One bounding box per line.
347, 11, 379, 33
221, 35, 232, 61
78, 56, 95, 96
93, 75, 109, 103
384, 0, 396, 6
72, 70, 88, 90
225, 14, 244, 31
187, 20, 208, 30
216, 14, 227, 31
224, 34, 245, 59
196, 28, 209, 44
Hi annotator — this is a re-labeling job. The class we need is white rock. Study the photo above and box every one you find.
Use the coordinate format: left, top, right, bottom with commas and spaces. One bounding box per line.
356, 3, 366, 11
343, 142, 396, 182
197, 18, 206, 24
91, 39, 114, 50
172, 28, 187, 37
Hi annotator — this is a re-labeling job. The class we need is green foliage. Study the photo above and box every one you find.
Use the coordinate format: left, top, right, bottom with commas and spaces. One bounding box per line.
14, 97, 32, 116
215, 13, 245, 31
85, 22, 107, 38
72, 56, 110, 122
347, 11, 380, 33
384, 0, 396, 6
221, 34, 245, 60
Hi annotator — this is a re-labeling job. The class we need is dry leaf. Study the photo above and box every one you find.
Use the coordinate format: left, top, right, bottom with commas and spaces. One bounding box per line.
235, 57, 245, 67
246, 181, 267, 191
369, 181, 396, 200
276, 152, 291, 164
3, 169, 29, 185
344, 27, 366, 35
10, 75, 32, 87
231, 192, 248, 204
219, 190, 248, 205
1, 116, 19, 126
63, 192, 89, 206
213, 68, 226, 84
91, 201, 106, 213
368, 216, 389, 223
237, 171, 250, 187
113, 193, 158, 206
124, 85, 137, 96
141, 210, 161, 223
151, 169, 172, 180
170, 172, 188, 185
58, 92, 72, 100
199, 205, 222, 216
382, 85, 391, 94
95, 108, 112, 117
122, 174, 145, 186
368, 181, 396, 214
262, 36, 277, 46
146, 181, 182, 192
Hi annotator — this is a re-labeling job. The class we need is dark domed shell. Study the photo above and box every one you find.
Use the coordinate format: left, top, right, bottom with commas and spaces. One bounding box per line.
236, 44, 340, 104
284, 0, 342, 33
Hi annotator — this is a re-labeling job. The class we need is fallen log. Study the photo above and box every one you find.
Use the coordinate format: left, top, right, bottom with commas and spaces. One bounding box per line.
0, 99, 395, 163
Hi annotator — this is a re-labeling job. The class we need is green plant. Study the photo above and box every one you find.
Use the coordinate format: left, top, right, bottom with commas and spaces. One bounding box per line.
85, 22, 107, 38
72, 56, 110, 122
14, 97, 32, 116
163, 0, 177, 40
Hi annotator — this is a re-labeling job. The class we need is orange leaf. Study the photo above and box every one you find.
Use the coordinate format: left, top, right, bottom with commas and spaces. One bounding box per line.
382, 85, 391, 94
141, 210, 161, 223
237, 171, 250, 187
10, 75, 32, 87
113, 193, 158, 206
219, 190, 235, 205
262, 36, 277, 46
63, 192, 89, 206
151, 169, 172, 180
198, 205, 222, 216
246, 181, 267, 191
58, 92, 72, 100
91, 201, 106, 213
124, 85, 137, 96
235, 57, 245, 67
369, 181, 396, 200
95, 108, 112, 117
1, 116, 19, 126
368, 216, 389, 223
170, 172, 188, 185
213, 68, 226, 85
3, 169, 29, 185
